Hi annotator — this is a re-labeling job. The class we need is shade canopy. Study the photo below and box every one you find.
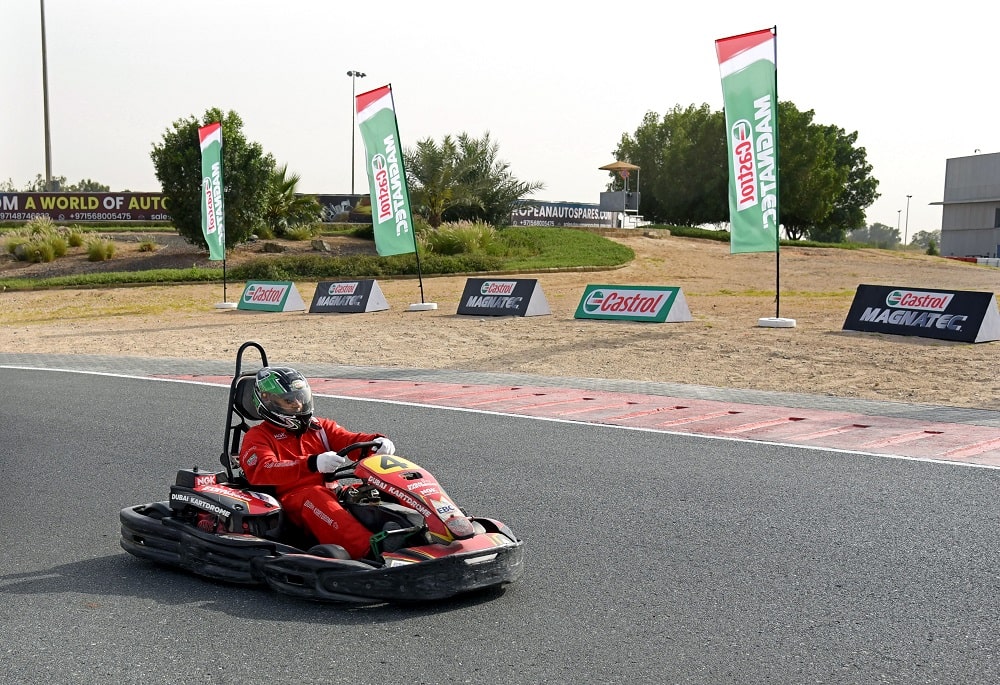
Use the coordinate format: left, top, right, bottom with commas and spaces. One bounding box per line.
598, 161, 640, 172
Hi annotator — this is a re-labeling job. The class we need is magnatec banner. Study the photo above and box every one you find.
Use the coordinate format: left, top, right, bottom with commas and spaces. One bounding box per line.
356, 84, 416, 257
716, 28, 779, 254
198, 122, 226, 261
843, 285, 1000, 343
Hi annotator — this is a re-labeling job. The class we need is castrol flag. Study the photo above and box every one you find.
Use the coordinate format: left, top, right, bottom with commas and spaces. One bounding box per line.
716, 28, 779, 254
198, 122, 226, 261
356, 84, 416, 256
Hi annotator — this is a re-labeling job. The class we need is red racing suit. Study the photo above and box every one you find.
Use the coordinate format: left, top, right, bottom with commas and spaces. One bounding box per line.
239, 417, 383, 559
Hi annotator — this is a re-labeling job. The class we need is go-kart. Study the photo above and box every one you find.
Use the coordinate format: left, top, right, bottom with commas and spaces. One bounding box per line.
119, 341, 524, 603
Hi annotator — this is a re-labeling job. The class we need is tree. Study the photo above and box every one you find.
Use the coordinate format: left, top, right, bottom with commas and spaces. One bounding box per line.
848, 222, 898, 248
807, 126, 879, 243
20, 174, 110, 192
613, 104, 728, 226
614, 101, 879, 240
405, 131, 543, 228
263, 163, 322, 237
404, 135, 468, 228
150, 108, 274, 249
910, 229, 941, 251
448, 132, 544, 227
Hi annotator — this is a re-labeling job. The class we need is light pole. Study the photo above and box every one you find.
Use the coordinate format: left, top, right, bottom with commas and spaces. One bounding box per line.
904, 194, 912, 248
346, 70, 366, 194
40, 0, 53, 191
897, 209, 901, 238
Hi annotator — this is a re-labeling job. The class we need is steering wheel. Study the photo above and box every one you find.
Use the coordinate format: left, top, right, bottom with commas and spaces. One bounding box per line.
325, 440, 382, 480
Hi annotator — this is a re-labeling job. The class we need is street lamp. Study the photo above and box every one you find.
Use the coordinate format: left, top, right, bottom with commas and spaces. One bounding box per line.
897, 209, 901, 239
904, 194, 912, 248
346, 70, 366, 194
40, 0, 53, 191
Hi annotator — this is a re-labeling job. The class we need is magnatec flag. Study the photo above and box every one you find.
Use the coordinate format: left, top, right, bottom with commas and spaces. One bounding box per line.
198, 122, 226, 261
716, 28, 779, 254
356, 84, 416, 257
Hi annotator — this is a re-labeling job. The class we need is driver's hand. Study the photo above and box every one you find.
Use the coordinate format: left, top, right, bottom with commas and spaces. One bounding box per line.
374, 438, 395, 455
316, 451, 348, 472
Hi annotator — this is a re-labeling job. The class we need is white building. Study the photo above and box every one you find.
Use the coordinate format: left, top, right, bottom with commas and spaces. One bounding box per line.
935, 151, 1000, 257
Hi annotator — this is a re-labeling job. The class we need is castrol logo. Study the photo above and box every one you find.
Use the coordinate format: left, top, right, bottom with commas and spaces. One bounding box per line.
372, 154, 392, 223
480, 281, 516, 295
327, 282, 358, 296
244, 284, 288, 303
885, 289, 953, 312
583, 289, 666, 315
730, 120, 757, 210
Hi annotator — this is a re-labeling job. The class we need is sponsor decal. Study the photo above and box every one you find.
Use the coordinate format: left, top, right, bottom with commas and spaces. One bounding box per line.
243, 284, 289, 304
432, 497, 457, 516
194, 474, 217, 487
304, 499, 336, 527
464, 295, 523, 309
328, 282, 359, 296
858, 308, 966, 331
171, 492, 231, 518
315, 295, 363, 307
885, 289, 954, 312
583, 289, 665, 316
731, 120, 757, 210
368, 476, 432, 518
406, 480, 435, 491
480, 281, 517, 296
200, 484, 252, 502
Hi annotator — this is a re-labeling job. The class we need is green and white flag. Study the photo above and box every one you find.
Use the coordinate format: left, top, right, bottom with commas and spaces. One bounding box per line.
355, 84, 416, 257
198, 122, 226, 261
716, 28, 779, 254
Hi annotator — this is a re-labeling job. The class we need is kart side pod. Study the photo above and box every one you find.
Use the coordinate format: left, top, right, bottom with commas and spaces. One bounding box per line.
169, 467, 284, 538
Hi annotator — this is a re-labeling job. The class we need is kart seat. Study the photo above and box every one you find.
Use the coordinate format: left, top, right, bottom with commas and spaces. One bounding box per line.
221, 371, 262, 483
233, 372, 262, 422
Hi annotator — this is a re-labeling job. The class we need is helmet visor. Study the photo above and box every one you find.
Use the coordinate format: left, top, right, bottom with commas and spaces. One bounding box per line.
258, 375, 314, 417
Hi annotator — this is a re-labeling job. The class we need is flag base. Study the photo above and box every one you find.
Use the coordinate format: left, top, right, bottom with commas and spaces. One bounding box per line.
408, 302, 438, 311
758, 317, 796, 328
214, 302, 238, 310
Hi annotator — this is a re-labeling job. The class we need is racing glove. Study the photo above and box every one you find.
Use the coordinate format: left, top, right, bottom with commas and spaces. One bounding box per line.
374, 438, 395, 455
314, 450, 348, 472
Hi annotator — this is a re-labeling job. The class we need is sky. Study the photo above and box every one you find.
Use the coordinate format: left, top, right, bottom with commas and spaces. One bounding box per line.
2, 1, 996, 240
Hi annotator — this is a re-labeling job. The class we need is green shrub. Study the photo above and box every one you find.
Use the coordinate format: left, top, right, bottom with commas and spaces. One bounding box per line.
421, 220, 497, 255
68, 231, 85, 247
285, 225, 318, 241
86, 239, 116, 261
138, 240, 158, 252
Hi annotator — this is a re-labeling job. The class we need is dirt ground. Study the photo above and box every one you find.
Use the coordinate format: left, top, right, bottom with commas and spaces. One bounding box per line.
2, 230, 1000, 410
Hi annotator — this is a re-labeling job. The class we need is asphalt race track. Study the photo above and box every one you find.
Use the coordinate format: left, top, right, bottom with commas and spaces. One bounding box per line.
3, 357, 1000, 684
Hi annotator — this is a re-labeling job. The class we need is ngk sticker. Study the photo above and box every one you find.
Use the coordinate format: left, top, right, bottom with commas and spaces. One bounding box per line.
885, 289, 954, 312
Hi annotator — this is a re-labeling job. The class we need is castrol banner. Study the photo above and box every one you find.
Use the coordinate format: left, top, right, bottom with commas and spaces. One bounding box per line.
356, 84, 416, 257
198, 122, 226, 261
716, 28, 779, 254
843, 285, 1000, 343
237, 281, 306, 312
456, 279, 551, 317
308, 279, 389, 314
574, 285, 693, 323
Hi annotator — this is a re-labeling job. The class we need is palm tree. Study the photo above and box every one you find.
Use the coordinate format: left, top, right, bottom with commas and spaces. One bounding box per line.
404, 136, 475, 228
263, 163, 322, 237
405, 132, 543, 229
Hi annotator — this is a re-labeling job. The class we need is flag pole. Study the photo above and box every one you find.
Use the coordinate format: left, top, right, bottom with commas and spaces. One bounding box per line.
388, 85, 428, 305
772, 25, 781, 319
